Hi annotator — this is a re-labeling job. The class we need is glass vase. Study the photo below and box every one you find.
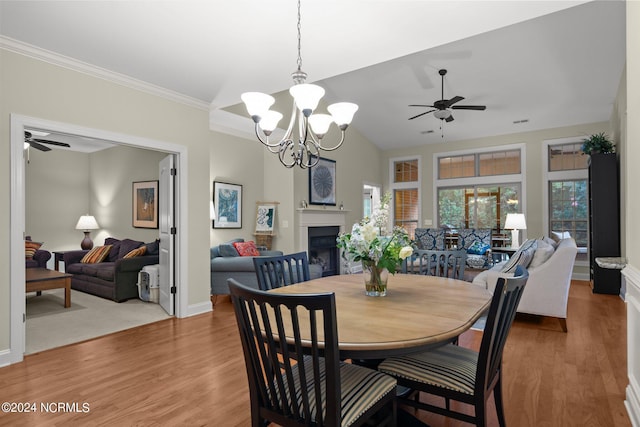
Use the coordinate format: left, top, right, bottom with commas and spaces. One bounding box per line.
362, 260, 388, 297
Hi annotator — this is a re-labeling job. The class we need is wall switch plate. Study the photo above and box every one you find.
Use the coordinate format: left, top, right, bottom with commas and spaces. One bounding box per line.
423, 219, 433, 226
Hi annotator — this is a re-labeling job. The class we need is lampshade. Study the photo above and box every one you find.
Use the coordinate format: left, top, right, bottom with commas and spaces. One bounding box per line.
75, 215, 99, 231
241, 92, 275, 119
504, 213, 527, 230
289, 83, 325, 115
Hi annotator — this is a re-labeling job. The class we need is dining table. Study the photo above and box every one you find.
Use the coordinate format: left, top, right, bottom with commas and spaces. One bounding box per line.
268, 273, 492, 360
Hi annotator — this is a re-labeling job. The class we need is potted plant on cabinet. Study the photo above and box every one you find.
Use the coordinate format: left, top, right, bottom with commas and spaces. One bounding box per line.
581, 132, 615, 155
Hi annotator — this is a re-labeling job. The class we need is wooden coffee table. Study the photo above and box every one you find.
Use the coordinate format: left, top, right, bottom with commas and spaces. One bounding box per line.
26, 268, 72, 308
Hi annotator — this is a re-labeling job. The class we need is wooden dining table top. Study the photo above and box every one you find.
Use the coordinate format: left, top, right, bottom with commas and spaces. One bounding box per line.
268, 273, 492, 359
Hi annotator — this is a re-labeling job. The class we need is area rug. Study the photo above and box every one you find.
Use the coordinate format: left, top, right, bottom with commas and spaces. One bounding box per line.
26, 288, 171, 354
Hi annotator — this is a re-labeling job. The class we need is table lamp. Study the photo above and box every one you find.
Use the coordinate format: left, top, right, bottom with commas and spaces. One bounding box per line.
75, 214, 100, 250
504, 213, 527, 249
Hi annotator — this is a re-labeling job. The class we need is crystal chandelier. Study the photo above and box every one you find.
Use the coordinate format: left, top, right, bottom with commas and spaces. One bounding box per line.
241, 0, 358, 169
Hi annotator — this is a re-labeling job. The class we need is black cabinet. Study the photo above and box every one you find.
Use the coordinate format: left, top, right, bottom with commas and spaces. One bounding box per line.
588, 153, 620, 294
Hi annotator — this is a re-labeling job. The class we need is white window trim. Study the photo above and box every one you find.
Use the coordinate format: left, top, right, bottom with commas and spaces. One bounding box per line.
389, 155, 421, 230
433, 143, 527, 229
542, 136, 589, 267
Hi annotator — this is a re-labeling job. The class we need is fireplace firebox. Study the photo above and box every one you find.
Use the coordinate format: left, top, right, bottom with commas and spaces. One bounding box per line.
308, 226, 340, 277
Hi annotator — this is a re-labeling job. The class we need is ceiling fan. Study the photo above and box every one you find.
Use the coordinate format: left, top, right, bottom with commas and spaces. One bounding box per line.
24, 131, 71, 152
408, 69, 486, 122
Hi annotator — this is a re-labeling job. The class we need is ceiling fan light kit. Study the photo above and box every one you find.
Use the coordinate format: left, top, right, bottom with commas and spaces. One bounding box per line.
241, 0, 358, 169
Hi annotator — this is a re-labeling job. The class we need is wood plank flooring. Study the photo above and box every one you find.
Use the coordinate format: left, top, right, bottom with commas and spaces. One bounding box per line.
0, 280, 629, 427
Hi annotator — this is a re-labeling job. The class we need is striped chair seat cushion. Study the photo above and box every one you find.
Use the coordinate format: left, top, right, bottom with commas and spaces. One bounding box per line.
378, 344, 478, 395
270, 357, 396, 426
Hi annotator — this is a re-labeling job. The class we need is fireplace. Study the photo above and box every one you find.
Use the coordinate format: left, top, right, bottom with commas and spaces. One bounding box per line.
308, 226, 340, 277
297, 208, 348, 275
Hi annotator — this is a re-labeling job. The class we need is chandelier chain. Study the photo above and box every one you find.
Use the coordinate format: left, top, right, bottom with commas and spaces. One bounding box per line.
296, 0, 302, 71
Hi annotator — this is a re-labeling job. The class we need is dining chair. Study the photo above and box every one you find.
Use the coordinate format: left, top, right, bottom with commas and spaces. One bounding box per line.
228, 279, 397, 427
253, 251, 311, 291
378, 266, 529, 427
403, 249, 467, 280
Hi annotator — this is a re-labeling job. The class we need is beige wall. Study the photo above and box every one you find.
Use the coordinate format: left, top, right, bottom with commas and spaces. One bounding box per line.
25, 145, 166, 258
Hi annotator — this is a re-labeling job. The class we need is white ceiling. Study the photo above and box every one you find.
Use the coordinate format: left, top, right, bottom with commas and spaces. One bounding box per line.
0, 1, 626, 151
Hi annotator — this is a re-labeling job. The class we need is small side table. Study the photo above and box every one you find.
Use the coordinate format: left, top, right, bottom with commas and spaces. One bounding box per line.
491, 246, 518, 263
52, 250, 75, 272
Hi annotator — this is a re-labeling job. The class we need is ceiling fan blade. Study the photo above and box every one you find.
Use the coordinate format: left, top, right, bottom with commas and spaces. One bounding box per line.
408, 110, 435, 120
445, 115, 455, 123
451, 105, 486, 111
28, 141, 52, 152
444, 96, 465, 107
408, 104, 435, 108
33, 138, 71, 148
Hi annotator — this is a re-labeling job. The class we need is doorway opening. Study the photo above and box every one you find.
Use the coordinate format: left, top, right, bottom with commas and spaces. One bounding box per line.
9, 114, 188, 364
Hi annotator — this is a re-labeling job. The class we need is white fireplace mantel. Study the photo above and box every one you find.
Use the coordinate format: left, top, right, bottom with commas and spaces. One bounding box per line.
297, 209, 350, 273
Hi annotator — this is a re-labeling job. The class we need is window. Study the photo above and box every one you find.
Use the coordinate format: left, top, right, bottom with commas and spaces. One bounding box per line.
549, 180, 588, 248
390, 157, 420, 238
439, 149, 520, 179
544, 138, 589, 264
394, 188, 419, 237
438, 184, 521, 231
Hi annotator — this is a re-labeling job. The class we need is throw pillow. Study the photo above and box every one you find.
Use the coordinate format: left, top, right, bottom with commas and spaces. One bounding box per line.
124, 246, 147, 259
81, 245, 112, 264
117, 238, 144, 259
529, 239, 555, 268
233, 241, 261, 257
550, 231, 571, 243
105, 237, 122, 262
219, 243, 239, 257
25, 240, 43, 259
501, 239, 537, 274
145, 239, 160, 255
467, 241, 490, 255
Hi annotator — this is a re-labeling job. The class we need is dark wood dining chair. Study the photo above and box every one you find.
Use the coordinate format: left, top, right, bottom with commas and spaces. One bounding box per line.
253, 251, 311, 291
228, 279, 397, 427
378, 266, 528, 427
403, 249, 467, 280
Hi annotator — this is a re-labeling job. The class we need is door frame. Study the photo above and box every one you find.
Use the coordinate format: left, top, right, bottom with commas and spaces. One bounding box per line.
9, 114, 189, 365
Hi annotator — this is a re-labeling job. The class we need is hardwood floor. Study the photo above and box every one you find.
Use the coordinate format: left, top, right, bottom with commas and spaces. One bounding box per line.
0, 280, 629, 427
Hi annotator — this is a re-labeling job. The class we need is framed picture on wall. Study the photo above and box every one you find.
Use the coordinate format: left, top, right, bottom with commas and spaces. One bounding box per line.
132, 180, 159, 228
213, 181, 242, 228
255, 202, 277, 233
309, 157, 336, 205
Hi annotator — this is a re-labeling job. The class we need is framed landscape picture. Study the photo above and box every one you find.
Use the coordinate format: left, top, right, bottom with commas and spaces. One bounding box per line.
214, 181, 242, 228
132, 180, 159, 228
309, 157, 336, 205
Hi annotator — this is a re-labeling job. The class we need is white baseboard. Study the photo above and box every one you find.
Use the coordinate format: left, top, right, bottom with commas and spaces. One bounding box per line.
623, 265, 640, 426
184, 300, 213, 318
0, 348, 20, 368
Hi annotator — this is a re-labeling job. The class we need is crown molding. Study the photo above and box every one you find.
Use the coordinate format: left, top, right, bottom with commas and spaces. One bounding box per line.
0, 36, 210, 111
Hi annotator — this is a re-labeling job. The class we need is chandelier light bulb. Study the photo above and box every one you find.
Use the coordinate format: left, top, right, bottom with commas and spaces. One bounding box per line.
241, 92, 275, 122
327, 102, 359, 127
260, 110, 283, 134
289, 83, 325, 116
308, 114, 334, 137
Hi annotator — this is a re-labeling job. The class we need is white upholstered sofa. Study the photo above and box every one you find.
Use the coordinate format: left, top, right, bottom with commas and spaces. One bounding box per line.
472, 237, 578, 332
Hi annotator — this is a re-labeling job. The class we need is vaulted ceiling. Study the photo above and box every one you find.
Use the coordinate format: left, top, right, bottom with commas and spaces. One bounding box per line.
0, 1, 625, 151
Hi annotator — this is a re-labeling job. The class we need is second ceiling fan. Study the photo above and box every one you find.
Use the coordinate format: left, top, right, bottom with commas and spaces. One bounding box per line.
409, 69, 486, 122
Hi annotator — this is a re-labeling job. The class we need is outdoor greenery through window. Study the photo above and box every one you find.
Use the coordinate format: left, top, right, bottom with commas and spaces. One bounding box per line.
549, 180, 588, 247
438, 185, 521, 232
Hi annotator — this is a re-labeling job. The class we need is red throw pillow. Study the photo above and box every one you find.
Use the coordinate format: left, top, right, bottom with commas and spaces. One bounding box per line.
233, 241, 260, 257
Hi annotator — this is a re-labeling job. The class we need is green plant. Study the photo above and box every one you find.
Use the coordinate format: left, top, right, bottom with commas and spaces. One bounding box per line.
581, 132, 615, 155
